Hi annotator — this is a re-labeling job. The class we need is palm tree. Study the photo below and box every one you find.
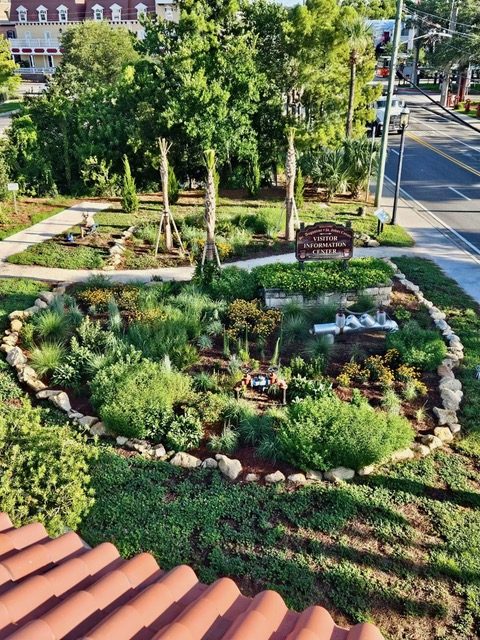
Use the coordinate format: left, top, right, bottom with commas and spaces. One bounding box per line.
204, 149, 217, 264
345, 17, 372, 137
285, 128, 296, 241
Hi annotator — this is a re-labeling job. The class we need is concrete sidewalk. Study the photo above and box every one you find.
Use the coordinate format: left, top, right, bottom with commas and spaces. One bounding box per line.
0, 201, 111, 262
0, 192, 479, 305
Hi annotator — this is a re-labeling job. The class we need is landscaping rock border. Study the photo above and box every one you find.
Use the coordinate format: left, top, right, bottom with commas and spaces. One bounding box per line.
103, 226, 137, 271
1, 258, 466, 487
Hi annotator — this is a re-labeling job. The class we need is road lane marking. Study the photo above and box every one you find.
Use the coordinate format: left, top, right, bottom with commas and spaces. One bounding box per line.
411, 116, 480, 154
390, 149, 399, 155
407, 131, 480, 178
384, 175, 480, 261
448, 187, 471, 200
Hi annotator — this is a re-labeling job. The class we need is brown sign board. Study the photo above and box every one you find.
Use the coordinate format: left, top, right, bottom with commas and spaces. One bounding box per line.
296, 222, 354, 262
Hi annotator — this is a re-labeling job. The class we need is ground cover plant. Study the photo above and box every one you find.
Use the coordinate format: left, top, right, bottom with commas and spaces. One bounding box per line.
0, 197, 73, 240
5, 191, 413, 269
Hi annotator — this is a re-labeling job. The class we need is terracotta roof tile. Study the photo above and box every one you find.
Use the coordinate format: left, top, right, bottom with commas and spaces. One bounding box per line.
0, 514, 384, 640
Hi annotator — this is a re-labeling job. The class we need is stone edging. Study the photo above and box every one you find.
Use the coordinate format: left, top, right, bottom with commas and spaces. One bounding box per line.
103, 226, 137, 271
0, 259, 465, 486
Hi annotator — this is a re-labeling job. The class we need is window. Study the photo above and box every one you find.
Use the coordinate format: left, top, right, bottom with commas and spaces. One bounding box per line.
110, 3, 121, 21
44, 31, 51, 40
57, 5, 68, 22
37, 5, 48, 22
92, 4, 104, 20
135, 3, 147, 19
7, 30, 15, 39
17, 6, 28, 22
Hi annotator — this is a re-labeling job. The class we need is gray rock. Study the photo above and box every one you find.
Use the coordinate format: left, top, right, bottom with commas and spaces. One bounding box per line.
437, 365, 454, 380
90, 422, 107, 437
0, 344, 14, 354
287, 473, 307, 485
441, 388, 462, 411
151, 444, 167, 458
68, 411, 84, 420
34, 299, 48, 310
78, 416, 99, 428
127, 439, 151, 454
24, 306, 40, 315
6, 347, 27, 367
411, 443, 431, 458
435, 319, 448, 331
49, 392, 72, 412
17, 365, 38, 383
8, 310, 28, 321
200, 458, 218, 469
449, 423, 461, 434
441, 356, 459, 369
36, 389, 61, 399
3, 334, 18, 346
215, 454, 242, 480
421, 435, 443, 450
439, 378, 462, 393
116, 436, 128, 446
306, 470, 323, 482
434, 427, 454, 443
433, 407, 458, 426
265, 470, 285, 484
324, 467, 355, 482
52, 285, 67, 295
366, 239, 380, 248
25, 378, 47, 392
170, 452, 202, 469
38, 291, 55, 305
423, 300, 434, 309
245, 473, 260, 483
391, 448, 415, 462
358, 465, 376, 476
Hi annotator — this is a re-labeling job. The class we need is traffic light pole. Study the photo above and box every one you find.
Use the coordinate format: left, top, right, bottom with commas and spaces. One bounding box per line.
374, 0, 404, 209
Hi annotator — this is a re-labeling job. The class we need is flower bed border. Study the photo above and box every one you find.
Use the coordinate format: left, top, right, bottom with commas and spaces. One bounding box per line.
0, 258, 465, 485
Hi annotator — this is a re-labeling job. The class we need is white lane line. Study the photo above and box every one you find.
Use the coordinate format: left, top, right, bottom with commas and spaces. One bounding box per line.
384, 175, 480, 260
411, 116, 480, 153
390, 149, 399, 155
448, 186, 471, 201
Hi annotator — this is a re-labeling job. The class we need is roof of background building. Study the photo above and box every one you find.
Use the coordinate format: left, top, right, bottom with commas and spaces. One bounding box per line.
0, 512, 384, 639
8, 0, 157, 22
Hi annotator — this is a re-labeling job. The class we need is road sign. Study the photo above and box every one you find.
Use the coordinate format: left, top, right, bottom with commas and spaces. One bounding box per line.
7, 183, 18, 191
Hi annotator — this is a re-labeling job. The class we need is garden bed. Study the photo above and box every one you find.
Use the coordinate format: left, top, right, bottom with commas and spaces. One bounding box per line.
0, 196, 77, 240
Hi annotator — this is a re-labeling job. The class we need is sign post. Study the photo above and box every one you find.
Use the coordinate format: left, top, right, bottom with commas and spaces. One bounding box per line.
374, 208, 390, 235
7, 183, 19, 217
295, 222, 354, 265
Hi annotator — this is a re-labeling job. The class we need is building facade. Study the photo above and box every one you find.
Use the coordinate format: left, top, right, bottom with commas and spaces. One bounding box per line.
4, 0, 178, 77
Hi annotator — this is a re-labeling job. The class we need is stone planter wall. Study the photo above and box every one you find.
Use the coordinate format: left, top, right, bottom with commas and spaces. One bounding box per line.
263, 284, 392, 309
0, 260, 466, 487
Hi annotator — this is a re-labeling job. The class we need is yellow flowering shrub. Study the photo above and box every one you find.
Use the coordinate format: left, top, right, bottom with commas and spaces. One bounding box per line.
226, 299, 281, 340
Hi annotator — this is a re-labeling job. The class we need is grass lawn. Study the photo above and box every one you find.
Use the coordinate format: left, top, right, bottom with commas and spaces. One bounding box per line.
0, 100, 21, 114
0, 278, 48, 329
5, 192, 413, 270
0, 195, 77, 241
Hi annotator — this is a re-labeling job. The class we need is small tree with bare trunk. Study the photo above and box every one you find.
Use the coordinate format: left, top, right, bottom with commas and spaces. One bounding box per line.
285, 128, 296, 242
202, 149, 220, 267
157, 138, 173, 253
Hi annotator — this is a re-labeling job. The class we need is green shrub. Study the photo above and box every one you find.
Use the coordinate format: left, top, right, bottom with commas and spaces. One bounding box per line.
168, 165, 180, 204
194, 265, 258, 302
245, 157, 261, 197
208, 425, 239, 454
90, 359, 194, 440
287, 376, 331, 401
253, 258, 394, 297
0, 400, 95, 536
30, 342, 66, 377
386, 320, 447, 372
164, 410, 204, 451
193, 372, 218, 392
275, 395, 414, 472
33, 309, 70, 343
121, 155, 139, 213
0, 368, 24, 401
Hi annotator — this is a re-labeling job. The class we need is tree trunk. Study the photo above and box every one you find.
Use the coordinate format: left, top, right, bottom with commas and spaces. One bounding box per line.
285, 130, 296, 242
205, 157, 216, 262
346, 55, 356, 137
158, 138, 172, 252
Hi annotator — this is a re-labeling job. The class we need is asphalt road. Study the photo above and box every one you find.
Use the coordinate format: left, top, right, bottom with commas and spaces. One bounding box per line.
385, 91, 480, 258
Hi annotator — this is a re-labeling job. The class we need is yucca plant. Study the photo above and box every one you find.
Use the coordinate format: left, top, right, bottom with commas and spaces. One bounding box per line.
30, 342, 66, 377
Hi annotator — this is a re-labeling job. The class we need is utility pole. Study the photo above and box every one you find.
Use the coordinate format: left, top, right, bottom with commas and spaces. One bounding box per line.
374, 0, 404, 208
440, 0, 458, 107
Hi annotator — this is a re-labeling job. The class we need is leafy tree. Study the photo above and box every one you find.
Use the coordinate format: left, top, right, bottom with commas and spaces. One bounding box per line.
0, 38, 20, 97
245, 155, 261, 197
121, 155, 139, 213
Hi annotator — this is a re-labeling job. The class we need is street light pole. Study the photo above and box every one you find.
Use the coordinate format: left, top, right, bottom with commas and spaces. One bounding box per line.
391, 106, 410, 225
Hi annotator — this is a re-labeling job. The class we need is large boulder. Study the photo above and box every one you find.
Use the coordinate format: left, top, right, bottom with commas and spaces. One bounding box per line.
439, 378, 462, 393
78, 416, 99, 428
6, 347, 27, 368
434, 427, 454, 443
38, 291, 55, 305
215, 454, 242, 480
265, 470, 285, 485
391, 448, 415, 462
287, 473, 308, 485
306, 470, 323, 482
170, 452, 202, 469
17, 365, 38, 384
49, 392, 72, 412
10, 319, 23, 333
410, 443, 431, 458
324, 467, 355, 482
200, 458, 218, 469
433, 407, 458, 427
421, 434, 443, 450
34, 299, 48, 310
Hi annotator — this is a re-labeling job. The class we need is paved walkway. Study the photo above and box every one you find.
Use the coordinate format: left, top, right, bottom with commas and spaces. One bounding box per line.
0, 201, 111, 262
0, 188, 479, 305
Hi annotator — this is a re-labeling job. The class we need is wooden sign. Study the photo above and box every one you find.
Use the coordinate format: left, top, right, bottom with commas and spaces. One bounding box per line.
296, 222, 354, 262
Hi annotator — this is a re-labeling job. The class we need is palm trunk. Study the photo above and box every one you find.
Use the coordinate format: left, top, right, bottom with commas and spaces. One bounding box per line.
346, 56, 356, 137
158, 138, 172, 252
285, 129, 296, 242
204, 150, 216, 262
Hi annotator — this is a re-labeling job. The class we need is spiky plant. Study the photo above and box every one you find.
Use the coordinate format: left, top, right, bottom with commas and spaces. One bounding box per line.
208, 425, 239, 454
34, 310, 70, 343
30, 342, 66, 377
282, 314, 309, 346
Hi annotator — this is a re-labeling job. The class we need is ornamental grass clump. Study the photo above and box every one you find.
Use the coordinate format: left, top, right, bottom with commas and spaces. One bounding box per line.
386, 320, 447, 372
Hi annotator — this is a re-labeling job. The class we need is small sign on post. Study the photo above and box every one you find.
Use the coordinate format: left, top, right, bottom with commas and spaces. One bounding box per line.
374, 208, 389, 235
7, 183, 19, 216
296, 221, 354, 264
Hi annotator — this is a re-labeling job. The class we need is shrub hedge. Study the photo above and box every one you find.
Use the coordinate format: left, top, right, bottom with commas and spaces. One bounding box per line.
253, 258, 394, 297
